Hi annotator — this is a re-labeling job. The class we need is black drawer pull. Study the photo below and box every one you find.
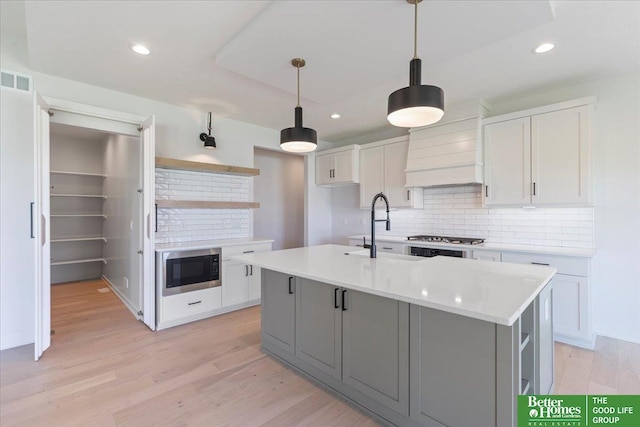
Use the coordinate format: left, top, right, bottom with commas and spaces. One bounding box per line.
334, 288, 340, 309
188, 300, 202, 306
382, 247, 393, 250
288, 277, 294, 294
243, 250, 254, 254
531, 262, 550, 266
341, 289, 347, 311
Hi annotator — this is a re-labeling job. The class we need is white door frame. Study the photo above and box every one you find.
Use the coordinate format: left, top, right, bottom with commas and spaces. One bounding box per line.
35, 98, 156, 358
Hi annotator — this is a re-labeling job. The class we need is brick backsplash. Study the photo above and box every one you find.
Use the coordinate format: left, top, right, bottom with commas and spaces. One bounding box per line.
376, 185, 594, 248
155, 168, 251, 243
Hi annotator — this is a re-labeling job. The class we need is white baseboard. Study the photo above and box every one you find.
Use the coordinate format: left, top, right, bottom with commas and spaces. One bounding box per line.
101, 275, 140, 321
554, 333, 597, 350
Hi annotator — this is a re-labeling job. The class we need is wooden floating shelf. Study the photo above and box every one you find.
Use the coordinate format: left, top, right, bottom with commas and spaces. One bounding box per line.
155, 157, 259, 176
156, 200, 259, 209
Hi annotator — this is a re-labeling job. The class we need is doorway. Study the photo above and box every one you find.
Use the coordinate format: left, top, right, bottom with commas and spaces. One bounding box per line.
49, 122, 143, 335
34, 98, 156, 360
253, 148, 305, 250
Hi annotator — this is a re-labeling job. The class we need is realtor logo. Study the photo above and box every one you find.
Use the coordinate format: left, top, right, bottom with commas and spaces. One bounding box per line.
526, 396, 583, 424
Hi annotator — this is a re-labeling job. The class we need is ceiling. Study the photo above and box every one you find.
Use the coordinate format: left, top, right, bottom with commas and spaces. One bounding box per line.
2, 1, 639, 143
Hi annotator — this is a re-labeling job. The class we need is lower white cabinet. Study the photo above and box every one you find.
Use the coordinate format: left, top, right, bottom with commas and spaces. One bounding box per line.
160, 287, 222, 325
472, 250, 502, 262
501, 251, 593, 348
347, 238, 406, 255
221, 242, 272, 307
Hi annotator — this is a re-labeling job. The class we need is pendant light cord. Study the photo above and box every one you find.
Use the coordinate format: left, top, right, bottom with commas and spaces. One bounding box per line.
413, 0, 418, 59
297, 65, 301, 107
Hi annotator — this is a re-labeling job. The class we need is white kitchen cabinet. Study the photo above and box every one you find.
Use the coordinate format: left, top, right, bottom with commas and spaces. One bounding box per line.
472, 250, 502, 262
501, 251, 593, 348
315, 145, 360, 186
222, 260, 251, 307
484, 99, 593, 207
221, 242, 272, 306
161, 287, 221, 322
347, 238, 406, 255
358, 138, 422, 209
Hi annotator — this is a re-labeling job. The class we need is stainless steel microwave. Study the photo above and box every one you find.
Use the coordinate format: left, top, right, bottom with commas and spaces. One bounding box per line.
161, 248, 221, 296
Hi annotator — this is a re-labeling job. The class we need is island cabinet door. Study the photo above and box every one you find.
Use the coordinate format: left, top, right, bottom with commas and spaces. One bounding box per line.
342, 290, 410, 416
295, 278, 342, 379
409, 305, 496, 427
261, 269, 296, 355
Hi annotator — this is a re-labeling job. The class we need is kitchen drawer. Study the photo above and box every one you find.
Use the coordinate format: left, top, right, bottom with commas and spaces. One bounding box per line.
161, 287, 221, 321
377, 242, 405, 254
347, 239, 405, 254
221, 242, 272, 261
501, 252, 588, 276
472, 250, 502, 262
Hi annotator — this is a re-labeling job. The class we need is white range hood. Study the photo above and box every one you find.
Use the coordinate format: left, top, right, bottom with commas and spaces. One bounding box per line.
405, 103, 488, 187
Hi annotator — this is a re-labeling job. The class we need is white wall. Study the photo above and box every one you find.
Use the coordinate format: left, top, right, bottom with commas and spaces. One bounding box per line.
102, 134, 142, 313
0, 88, 35, 350
488, 72, 640, 344
254, 148, 305, 250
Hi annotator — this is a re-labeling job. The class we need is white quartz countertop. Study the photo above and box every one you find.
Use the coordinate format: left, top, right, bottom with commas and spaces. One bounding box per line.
156, 237, 274, 252
348, 235, 596, 258
233, 244, 556, 326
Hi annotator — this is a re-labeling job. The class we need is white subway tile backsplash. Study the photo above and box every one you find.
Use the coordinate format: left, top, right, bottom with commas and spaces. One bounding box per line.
376, 185, 594, 248
154, 168, 251, 244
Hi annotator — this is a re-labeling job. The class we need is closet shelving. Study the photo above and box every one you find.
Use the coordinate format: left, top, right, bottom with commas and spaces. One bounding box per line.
50, 169, 108, 277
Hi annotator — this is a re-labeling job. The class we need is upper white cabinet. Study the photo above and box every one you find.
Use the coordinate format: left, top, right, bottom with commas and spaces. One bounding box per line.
315, 145, 360, 186
484, 99, 593, 206
359, 137, 423, 209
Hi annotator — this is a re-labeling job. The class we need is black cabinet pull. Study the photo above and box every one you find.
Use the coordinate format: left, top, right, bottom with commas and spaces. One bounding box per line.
533, 182, 537, 196
30, 202, 35, 238
155, 203, 158, 232
245, 265, 249, 276
485, 185, 489, 197
531, 262, 550, 266
250, 265, 253, 276
382, 247, 393, 250
288, 277, 294, 294
334, 288, 340, 309
188, 300, 202, 306
407, 190, 410, 201
341, 289, 347, 311
243, 250, 254, 254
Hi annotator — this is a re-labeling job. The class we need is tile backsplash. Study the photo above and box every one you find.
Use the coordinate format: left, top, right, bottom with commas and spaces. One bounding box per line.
155, 168, 251, 244
375, 185, 594, 248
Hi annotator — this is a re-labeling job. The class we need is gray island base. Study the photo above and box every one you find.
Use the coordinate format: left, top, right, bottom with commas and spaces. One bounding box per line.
234, 245, 556, 427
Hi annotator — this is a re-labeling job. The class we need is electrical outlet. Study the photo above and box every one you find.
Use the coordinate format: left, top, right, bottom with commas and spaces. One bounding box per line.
124, 277, 128, 288
343, 218, 348, 225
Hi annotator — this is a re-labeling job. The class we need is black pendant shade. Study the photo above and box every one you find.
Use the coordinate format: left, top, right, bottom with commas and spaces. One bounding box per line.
281, 58, 317, 153
280, 106, 317, 153
387, 1, 444, 128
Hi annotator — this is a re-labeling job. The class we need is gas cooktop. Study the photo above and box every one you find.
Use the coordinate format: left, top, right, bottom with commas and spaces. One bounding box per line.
406, 235, 485, 245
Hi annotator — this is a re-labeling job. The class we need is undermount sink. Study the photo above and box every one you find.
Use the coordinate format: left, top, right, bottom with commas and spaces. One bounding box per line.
345, 249, 424, 262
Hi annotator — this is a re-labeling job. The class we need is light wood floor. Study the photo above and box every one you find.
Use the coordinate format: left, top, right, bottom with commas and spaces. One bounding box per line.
1, 279, 639, 426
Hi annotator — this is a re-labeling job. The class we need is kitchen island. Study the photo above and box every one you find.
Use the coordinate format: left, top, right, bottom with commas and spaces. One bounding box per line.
233, 244, 556, 427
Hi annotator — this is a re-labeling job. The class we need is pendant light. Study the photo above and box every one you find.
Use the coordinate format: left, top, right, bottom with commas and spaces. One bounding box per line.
200, 112, 216, 149
387, 0, 444, 128
280, 58, 317, 153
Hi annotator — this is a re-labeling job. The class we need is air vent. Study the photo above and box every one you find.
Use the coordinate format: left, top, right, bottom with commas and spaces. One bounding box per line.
0, 70, 32, 93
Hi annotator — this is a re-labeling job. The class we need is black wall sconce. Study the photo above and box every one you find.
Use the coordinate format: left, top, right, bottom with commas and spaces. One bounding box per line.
200, 112, 216, 149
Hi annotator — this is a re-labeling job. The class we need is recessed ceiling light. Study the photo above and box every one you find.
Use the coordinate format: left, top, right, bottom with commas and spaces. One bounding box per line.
132, 44, 150, 55
533, 43, 555, 54
330, 113, 341, 119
